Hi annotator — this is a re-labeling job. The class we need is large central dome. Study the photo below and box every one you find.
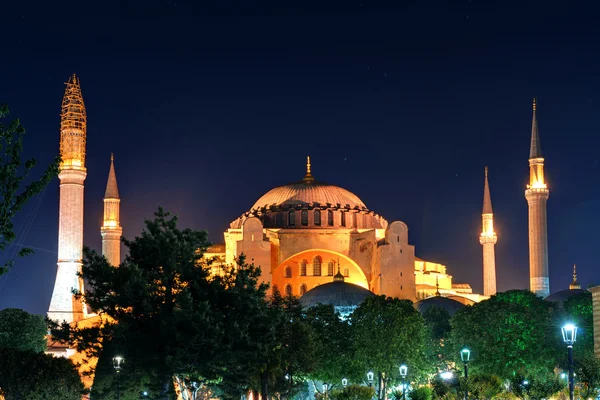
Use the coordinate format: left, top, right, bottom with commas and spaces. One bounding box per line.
251, 180, 367, 211
229, 157, 388, 230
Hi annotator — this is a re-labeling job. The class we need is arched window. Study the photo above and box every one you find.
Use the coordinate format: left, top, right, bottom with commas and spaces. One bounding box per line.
343, 268, 349, 277
314, 209, 321, 226
285, 266, 292, 278
340, 211, 346, 227
276, 213, 283, 227
327, 210, 334, 226
285, 284, 293, 297
313, 256, 322, 276
301, 210, 308, 226
328, 261, 334, 276
300, 284, 307, 296
300, 261, 307, 276
288, 210, 295, 226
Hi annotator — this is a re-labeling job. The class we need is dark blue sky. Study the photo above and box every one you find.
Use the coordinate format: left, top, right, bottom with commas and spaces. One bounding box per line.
1, 1, 600, 315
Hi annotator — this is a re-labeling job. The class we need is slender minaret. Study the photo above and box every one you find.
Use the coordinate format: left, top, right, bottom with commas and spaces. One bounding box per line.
48, 74, 87, 323
480, 166, 497, 296
525, 98, 550, 297
101, 153, 122, 266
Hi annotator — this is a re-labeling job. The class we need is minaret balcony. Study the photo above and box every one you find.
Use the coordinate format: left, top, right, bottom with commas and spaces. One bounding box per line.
479, 233, 497, 245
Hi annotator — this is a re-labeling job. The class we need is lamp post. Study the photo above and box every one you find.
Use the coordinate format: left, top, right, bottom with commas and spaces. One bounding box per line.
323, 383, 329, 400
191, 381, 201, 400
112, 356, 124, 400
399, 364, 408, 400
367, 370, 374, 387
460, 348, 471, 400
562, 323, 578, 400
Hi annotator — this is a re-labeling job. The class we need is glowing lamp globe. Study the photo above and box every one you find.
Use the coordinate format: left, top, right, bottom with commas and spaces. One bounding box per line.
562, 323, 578, 345
367, 371, 374, 382
399, 364, 408, 377
112, 355, 124, 372
460, 347, 471, 363
440, 371, 453, 380
342, 378, 348, 387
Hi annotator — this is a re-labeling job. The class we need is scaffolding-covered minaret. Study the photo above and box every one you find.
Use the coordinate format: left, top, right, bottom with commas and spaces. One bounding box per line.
101, 153, 121, 266
48, 74, 87, 323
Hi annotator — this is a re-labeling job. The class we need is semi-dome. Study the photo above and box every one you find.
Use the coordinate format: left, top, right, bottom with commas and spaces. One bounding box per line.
300, 271, 374, 319
545, 289, 589, 303
415, 295, 466, 316
251, 180, 367, 211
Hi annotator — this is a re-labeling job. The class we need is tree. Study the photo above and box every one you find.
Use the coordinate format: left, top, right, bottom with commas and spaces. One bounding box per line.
450, 290, 557, 381
350, 296, 426, 400
574, 351, 600, 399
0, 347, 83, 400
330, 385, 375, 400
468, 374, 503, 400
422, 305, 454, 375
305, 303, 353, 385
0, 308, 47, 353
51, 207, 225, 399
0, 104, 60, 274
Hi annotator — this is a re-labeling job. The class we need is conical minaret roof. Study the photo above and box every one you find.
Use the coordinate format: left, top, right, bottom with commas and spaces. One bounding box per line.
569, 264, 581, 290
104, 153, 119, 199
482, 166, 493, 214
529, 98, 542, 159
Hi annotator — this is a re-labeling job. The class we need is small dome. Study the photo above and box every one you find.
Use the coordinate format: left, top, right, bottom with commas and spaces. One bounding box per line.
300, 281, 374, 310
415, 296, 466, 316
545, 289, 590, 303
251, 180, 367, 211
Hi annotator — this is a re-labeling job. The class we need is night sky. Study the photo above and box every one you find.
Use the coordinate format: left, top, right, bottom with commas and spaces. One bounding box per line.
2, 1, 600, 315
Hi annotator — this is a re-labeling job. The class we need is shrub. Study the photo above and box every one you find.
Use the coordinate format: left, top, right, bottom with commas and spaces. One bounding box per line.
410, 386, 433, 400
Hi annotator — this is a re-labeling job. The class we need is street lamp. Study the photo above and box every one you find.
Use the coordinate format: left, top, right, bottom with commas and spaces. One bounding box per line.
112, 356, 124, 400
440, 371, 453, 380
399, 365, 408, 400
323, 383, 329, 400
562, 323, 578, 400
460, 348, 471, 400
191, 381, 200, 400
342, 378, 348, 388
367, 370, 374, 387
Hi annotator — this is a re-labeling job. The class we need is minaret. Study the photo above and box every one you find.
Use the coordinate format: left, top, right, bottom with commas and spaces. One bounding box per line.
101, 153, 122, 266
480, 166, 497, 296
525, 98, 550, 297
48, 74, 87, 323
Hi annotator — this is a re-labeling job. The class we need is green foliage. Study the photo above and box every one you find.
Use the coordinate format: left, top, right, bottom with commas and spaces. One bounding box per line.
0, 347, 83, 399
0, 104, 60, 274
410, 386, 433, 400
305, 303, 353, 383
351, 296, 426, 398
422, 306, 453, 374
575, 350, 600, 399
510, 370, 562, 400
559, 293, 594, 357
0, 308, 47, 352
450, 290, 556, 380
329, 384, 375, 400
468, 374, 502, 400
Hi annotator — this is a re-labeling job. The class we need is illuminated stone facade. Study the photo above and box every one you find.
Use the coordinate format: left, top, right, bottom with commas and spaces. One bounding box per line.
525, 99, 550, 298
48, 74, 88, 324
101, 154, 122, 266
589, 285, 600, 357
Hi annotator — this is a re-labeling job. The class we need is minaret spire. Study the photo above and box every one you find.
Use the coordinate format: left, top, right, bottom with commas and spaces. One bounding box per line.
480, 166, 497, 296
569, 264, 581, 290
48, 74, 88, 323
303, 155, 315, 182
525, 98, 550, 297
101, 153, 122, 267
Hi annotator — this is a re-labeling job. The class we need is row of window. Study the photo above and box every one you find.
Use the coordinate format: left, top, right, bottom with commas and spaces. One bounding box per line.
279, 284, 307, 297
284, 257, 350, 278
284, 209, 340, 227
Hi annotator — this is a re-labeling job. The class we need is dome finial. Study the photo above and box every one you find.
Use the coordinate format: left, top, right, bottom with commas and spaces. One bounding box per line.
569, 264, 581, 290
334, 258, 345, 282
303, 156, 315, 182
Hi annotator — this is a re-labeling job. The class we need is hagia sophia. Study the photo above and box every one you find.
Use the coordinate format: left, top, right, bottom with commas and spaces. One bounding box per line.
44, 74, 591, 390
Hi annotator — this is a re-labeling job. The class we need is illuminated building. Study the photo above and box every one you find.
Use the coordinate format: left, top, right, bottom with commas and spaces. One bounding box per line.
525, 98, 550, 297
209, 157, 484, 304
480, 166, 497, 296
